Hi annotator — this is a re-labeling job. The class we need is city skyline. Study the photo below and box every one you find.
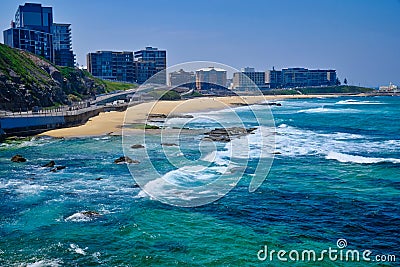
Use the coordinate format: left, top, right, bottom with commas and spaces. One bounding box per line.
1, 0, 399, 87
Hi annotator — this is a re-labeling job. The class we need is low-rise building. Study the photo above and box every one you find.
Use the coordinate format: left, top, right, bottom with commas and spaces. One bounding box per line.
169, 69, 196, 88
266, 67, 336, 88
195, 67, 227, 92
233, 67, 267, 90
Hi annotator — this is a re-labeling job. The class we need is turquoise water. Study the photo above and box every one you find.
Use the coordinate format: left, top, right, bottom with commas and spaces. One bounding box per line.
0, 96, 399, 266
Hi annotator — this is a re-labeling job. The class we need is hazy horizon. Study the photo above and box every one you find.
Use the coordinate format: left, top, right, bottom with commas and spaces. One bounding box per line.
1, 0, 399, 87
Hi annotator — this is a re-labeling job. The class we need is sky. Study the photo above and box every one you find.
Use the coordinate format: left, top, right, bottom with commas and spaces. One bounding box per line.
1, 0, 399, 87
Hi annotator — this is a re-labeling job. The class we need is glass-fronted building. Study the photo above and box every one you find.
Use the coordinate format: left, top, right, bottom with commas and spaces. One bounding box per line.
266, 68, 337, 88
52, 23, 75, 67
87, 51, 134, 83
3, 3, 74, 66
134, 47, 167, 84
3, 27, 53, 62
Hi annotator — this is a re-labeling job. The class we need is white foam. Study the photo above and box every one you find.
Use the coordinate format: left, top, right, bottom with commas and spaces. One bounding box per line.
69, 243, 87, 255
297, 107, 359, 113
26, 259, 62, 267
326, 151, 400, 164
15, 184, 48, 195
335, 99, 383, 105
65, 212, 92, 222
275, 124, 400, 161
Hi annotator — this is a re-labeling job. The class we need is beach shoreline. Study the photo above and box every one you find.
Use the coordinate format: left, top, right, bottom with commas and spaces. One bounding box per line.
38, 94, 351, 138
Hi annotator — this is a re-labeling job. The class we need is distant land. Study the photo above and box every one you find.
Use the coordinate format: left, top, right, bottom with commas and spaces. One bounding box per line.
0, 43, 378, 112
0, 43, 134, 111
263, 86, 374, 95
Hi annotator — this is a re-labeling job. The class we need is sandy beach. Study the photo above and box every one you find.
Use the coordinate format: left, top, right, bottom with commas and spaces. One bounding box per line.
39, 94, 341, 138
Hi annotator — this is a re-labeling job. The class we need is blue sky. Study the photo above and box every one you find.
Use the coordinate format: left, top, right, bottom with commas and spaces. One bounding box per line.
1, 0, 399, 87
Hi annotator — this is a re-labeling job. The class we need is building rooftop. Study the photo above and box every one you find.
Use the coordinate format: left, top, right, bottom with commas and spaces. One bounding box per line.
196, 67, 226, 72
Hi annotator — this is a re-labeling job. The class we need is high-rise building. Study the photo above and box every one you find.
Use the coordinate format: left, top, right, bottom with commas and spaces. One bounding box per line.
169, 69, 196, 88
134, 47, 166, 84
52, 23, 74, 67
3, 3, 74, 66
87, 51, 134, 82
266, 67, 336, 88
14, 3, 53, 32
233, 67, 267, 90
195, 67, 227, 92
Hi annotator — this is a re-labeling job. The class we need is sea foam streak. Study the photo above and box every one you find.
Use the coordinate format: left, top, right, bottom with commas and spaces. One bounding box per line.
335, 99, 383, 105
297, 107, 359, 113
326, 152, 400, 164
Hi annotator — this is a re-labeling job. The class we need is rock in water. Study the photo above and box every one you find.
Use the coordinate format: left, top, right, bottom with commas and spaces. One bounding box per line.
131, 144, 145, 149
81, 211, 101, 217
42, 160, 55, 167
50, 166, 66, 172
114, 156, 140, 164
203, 127, 258, 142
11, 155, 26, 163
161, 143, 178, 147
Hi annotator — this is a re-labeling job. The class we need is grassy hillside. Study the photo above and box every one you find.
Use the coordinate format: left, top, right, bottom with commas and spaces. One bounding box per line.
0, 44, 136, 111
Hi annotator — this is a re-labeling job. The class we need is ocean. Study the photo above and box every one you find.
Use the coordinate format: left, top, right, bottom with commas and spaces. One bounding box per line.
0, 96, 399, 266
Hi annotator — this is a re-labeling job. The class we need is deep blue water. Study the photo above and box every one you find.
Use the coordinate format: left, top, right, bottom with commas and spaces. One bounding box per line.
0, 96, 399, 266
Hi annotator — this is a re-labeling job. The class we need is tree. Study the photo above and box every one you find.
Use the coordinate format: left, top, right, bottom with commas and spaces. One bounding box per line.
335, 77, 341, 86
344, 78, 348, 85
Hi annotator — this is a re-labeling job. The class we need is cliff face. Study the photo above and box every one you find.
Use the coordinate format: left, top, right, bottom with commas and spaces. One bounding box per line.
0, 43, 107, 111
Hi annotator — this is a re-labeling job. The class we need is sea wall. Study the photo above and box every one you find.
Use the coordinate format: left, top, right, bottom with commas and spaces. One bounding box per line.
0, 107, 104, 137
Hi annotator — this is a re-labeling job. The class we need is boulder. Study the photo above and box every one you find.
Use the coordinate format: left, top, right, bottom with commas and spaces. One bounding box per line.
114, 156, 140, 164
42, 160, 55, 167
11, 155, 26, 163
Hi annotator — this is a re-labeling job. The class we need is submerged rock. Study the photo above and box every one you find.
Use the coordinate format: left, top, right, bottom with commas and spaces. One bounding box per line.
50, 166, 66, 172
65, 211, 102, 222
42, 160, 55, 167
11, 155, 26, 163
258, 102, 282, 106
114, 156, 140, 164
131, 144, 145, 149
81, 211, 101, 217
161, 143, 178, 147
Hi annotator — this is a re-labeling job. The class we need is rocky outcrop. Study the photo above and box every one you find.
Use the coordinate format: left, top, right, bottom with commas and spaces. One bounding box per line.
114, 156, 140, 164
0, 43, 107, 111
50, 166, 66, 172
131, 144, 145, 149
161, 143, 178, 147
11, 154, 26, 162
42, 160, 56, 167
203, 127, 257, 142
